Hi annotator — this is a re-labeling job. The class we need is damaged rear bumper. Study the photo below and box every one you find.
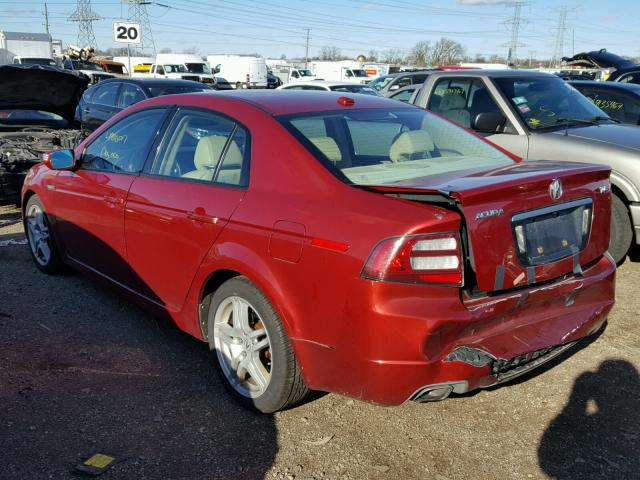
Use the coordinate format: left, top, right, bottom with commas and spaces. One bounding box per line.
329, 253, 615, 406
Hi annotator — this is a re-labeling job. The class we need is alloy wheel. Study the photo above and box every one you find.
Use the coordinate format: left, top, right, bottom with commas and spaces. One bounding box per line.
26, 203, 51, 266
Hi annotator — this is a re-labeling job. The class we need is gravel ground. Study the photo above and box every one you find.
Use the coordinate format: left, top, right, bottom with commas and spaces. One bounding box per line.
1, 204, 638, 480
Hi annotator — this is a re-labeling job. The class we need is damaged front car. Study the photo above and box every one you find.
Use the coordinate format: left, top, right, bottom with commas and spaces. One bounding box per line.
0, 65, 89, 204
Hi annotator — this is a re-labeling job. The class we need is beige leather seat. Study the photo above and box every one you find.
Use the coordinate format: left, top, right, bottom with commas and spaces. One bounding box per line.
389, 130, 435, 163
439, 91, 471, 128
182, 136, 226, 180
216, 140, 244, 185
309, 136, 342, 163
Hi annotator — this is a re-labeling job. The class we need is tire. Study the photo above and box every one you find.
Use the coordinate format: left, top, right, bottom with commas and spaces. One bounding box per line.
609, 194, 633, 264
24, 195, 65, 274
206, 276, 309, 413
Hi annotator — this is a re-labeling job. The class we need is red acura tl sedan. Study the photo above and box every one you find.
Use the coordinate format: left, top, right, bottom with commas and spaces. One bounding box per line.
21, 90, 615, 413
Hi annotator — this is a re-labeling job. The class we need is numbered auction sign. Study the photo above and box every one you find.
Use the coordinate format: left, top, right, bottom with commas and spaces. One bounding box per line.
113, 22, 141, 44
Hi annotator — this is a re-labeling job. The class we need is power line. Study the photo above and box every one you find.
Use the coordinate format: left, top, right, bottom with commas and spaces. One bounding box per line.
551, 6, 569, 67
69, 0, 102, 48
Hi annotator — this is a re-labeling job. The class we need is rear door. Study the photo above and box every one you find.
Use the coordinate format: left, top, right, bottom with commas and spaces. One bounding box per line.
54, 108, 168, 288
124, 107, 249, 310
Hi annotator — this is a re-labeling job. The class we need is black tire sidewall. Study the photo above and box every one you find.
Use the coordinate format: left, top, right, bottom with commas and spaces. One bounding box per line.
609, 194, 633, 264
207, 277, 295, 413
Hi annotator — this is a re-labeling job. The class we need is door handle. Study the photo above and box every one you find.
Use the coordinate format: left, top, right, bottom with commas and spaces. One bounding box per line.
186, 210, 219, 224
103, 195, 124, 206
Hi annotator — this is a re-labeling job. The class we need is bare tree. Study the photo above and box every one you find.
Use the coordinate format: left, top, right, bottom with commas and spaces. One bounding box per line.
182, 46, 199, 55
319, 46, 343, 61
158, 47, 172, 54
410, 40, 431, 67
367, 49, 379, 63
381, 48, 404, 64
429, 38, 465, 66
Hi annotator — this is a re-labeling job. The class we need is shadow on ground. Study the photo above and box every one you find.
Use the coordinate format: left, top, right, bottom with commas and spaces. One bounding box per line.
538, 359, 640, 479
0, 240, 278, 479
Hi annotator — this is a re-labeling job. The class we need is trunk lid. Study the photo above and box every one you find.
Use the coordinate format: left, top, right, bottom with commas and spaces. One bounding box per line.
371, 160, 611, 293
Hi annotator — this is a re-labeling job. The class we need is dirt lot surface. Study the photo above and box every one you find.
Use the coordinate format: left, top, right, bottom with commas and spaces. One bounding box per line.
1, 204, 638, 480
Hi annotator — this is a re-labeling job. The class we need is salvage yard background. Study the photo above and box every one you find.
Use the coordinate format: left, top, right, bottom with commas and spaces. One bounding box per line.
0, 204, 638, 480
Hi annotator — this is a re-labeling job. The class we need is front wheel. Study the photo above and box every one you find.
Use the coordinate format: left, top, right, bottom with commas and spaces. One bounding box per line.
609, 194, 633, 264
206, 277, 309, 413
24, 195, 65, 274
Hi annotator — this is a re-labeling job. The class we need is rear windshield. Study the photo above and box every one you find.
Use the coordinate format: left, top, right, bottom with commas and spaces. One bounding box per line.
329, 85, 379, 95
279, 108, 514, 186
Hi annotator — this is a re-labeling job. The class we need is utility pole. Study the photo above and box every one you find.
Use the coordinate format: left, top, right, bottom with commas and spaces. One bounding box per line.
551, 6, 568, 68
69, 0, 102, 48
305, 28, 310, 68
43, 3, 50, 34
501, 1, 529, 66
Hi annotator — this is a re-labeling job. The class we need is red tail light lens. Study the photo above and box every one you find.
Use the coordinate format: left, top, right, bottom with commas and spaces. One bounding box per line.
361, 232, 463, 286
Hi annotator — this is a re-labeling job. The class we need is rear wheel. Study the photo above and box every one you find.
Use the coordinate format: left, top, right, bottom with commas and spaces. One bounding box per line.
609, 194, 633, 264
207, 277, 309, 413
24, 195, 64, 274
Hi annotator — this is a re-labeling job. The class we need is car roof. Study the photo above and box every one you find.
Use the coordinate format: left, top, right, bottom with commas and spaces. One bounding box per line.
282, 80, 371, 88
150, 90, 413, 116
88, 77, 206, 88
569, 80, 640, 93
427, 69, 554, 78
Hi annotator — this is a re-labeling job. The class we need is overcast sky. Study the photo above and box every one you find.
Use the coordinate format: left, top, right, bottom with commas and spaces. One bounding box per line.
0, 0, 638, 60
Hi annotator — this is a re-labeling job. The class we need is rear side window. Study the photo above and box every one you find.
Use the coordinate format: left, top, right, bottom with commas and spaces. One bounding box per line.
118, 84, 147, 108
82, 109, 166, 173
578, 87, 640, 124
92, 83, 121, 106
280, 108, 513, 186
148, 108, 249, 186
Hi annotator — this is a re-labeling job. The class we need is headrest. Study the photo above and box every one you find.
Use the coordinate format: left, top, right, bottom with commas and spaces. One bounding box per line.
309, 136, 342, 163
441, 91, 466, 109
222, 140, 244, 167
389, 130, 435, 163
194, 136, 226, 170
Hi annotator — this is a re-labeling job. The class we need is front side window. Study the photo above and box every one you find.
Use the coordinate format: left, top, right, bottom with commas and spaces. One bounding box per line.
149, 109, 249, 186
82, 109, 166, 173
577, 87, 640, 124
280, 108, 514, 186
494, 76, 610, 130
390, 88, 415, 102
618, 72, 640, 85
428, 78, 502, 130
369, 75, 394, 91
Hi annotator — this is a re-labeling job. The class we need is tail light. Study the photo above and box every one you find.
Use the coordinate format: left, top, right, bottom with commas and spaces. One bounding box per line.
361, 232, 463, 286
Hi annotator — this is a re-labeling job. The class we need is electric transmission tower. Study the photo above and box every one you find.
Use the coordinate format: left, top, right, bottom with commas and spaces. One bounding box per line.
551, 6, 570, 68
124, 0, 156, 55
501, 1, 530, 65
69, 0, 102, 48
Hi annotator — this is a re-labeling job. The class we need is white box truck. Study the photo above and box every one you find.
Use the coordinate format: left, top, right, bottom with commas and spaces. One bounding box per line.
146, 53, 215, 85
270, 65, 316, 84
206, 55, 268, 89
310, 60, 371, 84
0, 31, 54, 65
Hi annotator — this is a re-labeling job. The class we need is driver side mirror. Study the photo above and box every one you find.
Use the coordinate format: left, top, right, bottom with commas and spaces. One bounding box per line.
389, 84, 400, 91
472, 112, 506, 133
44, 149, 77, 171
214, 64, 221, 74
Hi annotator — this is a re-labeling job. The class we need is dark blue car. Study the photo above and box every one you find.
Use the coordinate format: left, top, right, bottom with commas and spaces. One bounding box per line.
76, 78, 213, 132
570, 80, 640, 126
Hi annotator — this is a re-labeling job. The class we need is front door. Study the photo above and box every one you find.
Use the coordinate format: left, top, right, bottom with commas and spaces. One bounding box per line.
125, 107, 249, 310
54, 108, 168, 288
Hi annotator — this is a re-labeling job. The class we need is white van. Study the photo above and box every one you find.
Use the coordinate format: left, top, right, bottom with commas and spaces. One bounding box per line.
149, 53, 215, 85
270, 65, 316, 84
310, 60, 370, 84
206, 55, 268, 89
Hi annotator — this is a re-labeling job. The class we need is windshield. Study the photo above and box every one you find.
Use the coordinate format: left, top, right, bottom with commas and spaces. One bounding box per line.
185, 62, 211, 74
148, 85, 210, 96
299, 69, 314, 77
494, 76, 610, 130
280, 108, 513, 186
351, 69, 369, 78
330, 85, 379, 96
163, 64, 188, 73
369, 76, 394, 91
72, 60, 104, 71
